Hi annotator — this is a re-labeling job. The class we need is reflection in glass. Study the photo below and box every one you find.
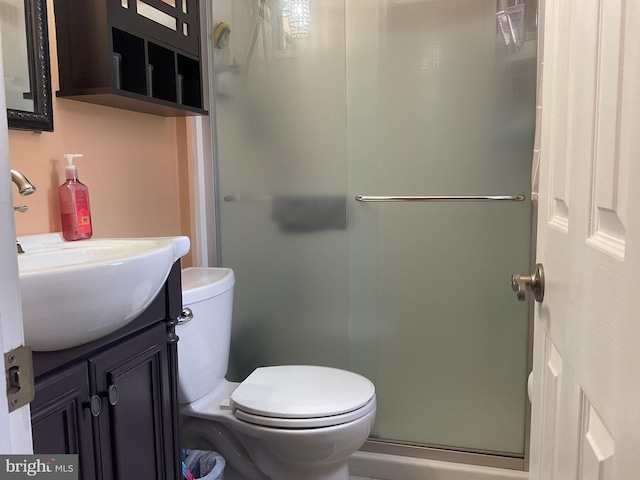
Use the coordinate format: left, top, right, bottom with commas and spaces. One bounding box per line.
0, 0, 35, 112
283, 0, 311, 38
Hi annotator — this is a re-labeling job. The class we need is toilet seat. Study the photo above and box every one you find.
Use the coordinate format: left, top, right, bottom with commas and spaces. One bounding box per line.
230, 365, 375, 428
234, 396, 376, 428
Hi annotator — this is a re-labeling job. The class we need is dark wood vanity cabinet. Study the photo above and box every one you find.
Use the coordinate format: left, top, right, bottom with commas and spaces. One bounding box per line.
31, 262, 183, 480
52, 0, 208, 117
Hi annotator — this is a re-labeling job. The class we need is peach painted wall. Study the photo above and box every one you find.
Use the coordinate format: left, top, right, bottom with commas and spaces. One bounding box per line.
8, 0, 196, 265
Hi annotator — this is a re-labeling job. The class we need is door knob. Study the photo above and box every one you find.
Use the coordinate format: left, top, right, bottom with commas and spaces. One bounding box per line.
512, 263, 545, 302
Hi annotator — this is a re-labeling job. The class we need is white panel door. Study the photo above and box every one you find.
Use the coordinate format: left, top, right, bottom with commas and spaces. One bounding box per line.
529, 0, 640, 478
0, 23, 32, 452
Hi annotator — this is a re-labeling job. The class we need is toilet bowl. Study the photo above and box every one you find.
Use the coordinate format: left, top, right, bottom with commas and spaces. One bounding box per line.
177, 267, 376, 480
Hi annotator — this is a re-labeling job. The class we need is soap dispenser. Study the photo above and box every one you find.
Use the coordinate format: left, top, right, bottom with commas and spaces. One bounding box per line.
58, 153, 92, 241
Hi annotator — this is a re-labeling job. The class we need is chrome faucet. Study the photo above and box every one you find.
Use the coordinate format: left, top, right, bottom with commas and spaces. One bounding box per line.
11, 169, 36, 197
11, 169, 36, 254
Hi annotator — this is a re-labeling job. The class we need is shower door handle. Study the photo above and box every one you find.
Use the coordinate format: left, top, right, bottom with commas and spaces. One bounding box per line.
511, 264, 545, 302
355, 195, 525, 202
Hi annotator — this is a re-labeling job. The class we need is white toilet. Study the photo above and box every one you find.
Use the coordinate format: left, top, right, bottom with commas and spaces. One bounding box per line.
177, 267, 377, 480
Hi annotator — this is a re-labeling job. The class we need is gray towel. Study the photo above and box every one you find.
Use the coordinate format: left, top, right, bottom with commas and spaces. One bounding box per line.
271, 195, 346, 232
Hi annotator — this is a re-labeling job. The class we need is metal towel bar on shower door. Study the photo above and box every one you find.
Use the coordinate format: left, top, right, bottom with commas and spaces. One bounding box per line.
354, 195, 526, 202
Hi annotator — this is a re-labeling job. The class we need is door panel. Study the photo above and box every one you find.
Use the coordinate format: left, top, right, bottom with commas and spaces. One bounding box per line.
90, 324, 171, 480
31, 363, 96, 480
214, 0, 536, 456
530, 0, 640, 477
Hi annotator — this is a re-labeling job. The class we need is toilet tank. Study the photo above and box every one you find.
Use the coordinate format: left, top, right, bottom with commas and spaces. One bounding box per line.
178, 267, 235, 403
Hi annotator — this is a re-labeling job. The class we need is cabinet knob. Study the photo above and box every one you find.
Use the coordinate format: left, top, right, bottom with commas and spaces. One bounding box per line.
107, 384, 119, 406
84, 395, 102, 417
84, 385, 118, 416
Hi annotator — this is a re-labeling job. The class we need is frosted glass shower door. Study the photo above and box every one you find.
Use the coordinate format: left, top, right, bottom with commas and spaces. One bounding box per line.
213, 0, 536, 458
347, 0, 535, 455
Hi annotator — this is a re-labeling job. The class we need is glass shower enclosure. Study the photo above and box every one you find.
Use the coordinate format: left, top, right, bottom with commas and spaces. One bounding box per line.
210, 0, 537, 465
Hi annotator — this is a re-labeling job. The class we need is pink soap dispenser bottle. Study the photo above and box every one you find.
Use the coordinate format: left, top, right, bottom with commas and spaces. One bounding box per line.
59, 153, 92, 241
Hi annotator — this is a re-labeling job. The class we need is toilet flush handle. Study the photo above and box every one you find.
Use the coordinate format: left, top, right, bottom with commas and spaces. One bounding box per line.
177, 308, 193, 325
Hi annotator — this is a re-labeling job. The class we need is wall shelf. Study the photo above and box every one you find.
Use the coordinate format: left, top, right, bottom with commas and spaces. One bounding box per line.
53, 0, 207, 117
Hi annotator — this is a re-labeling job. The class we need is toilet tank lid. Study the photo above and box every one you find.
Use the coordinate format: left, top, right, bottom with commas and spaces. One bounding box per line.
181, 267, 235, 304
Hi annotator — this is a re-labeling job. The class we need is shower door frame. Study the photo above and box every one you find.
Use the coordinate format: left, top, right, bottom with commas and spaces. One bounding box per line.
190, 0, 538, 471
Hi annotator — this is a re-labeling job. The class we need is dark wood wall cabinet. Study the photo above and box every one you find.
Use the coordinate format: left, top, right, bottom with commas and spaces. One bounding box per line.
31, 262, 183, 480
53, 0, 208, 117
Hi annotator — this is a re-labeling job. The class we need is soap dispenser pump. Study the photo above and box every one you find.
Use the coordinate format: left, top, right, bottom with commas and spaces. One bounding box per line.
58, 153, 92, 241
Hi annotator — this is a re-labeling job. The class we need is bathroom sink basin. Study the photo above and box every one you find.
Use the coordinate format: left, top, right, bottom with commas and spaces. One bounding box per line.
17, 233, 190, 351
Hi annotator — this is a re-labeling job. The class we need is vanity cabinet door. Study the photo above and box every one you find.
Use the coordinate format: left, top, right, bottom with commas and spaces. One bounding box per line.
89, 323, 175, 480
31, 362, 97, 480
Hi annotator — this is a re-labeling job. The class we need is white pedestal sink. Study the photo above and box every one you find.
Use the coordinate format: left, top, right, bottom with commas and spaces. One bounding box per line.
17, 233, 190, 351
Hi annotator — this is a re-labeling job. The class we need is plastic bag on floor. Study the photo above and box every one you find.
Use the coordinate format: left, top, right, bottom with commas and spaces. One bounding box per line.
182, 449, 226, 480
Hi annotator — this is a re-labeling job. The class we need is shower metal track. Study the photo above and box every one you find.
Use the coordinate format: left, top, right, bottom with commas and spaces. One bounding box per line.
361, 439, 526, 471
355, 194, 526, 202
